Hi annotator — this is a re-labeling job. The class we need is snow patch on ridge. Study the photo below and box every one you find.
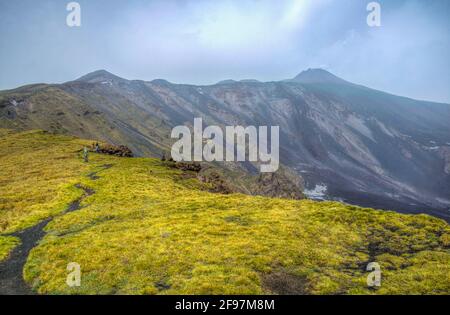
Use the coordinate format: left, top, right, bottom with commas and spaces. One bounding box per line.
304, 184, 327, 200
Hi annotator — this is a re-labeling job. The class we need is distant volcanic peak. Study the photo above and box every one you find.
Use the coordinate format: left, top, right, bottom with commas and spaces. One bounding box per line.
292, 68, 348, 84
76, 70, 126, 83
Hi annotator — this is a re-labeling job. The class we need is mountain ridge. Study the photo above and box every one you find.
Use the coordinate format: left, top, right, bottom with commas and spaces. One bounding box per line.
75, 68, 450, 105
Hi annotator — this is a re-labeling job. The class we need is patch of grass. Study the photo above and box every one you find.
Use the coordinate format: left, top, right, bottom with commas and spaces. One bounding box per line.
1, 129, 449, 294
0, 235, 20, 261
0, 129, 100, 234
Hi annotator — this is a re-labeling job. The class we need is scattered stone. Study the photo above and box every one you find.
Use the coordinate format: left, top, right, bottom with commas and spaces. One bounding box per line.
95, 144, 133, 157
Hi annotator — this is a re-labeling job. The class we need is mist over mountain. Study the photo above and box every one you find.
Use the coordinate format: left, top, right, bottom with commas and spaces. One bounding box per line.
1, 69, 449, 220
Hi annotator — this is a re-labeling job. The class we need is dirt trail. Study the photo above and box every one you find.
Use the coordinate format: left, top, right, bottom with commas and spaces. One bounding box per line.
0, 164, 112, 295
87, 164, 112, 180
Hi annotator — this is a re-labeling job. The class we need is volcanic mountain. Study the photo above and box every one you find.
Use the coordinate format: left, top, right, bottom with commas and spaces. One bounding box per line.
1, 69, 449, 220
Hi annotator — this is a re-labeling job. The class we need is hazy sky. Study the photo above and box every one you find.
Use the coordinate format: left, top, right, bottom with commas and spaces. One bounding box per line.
0, 0, 449, 103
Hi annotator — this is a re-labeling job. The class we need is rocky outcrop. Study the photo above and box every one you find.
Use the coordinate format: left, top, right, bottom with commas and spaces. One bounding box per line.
96, 144, 133, 157
197, 171, 234, 194
255, 172, 304, 200
174, 161, 202, 172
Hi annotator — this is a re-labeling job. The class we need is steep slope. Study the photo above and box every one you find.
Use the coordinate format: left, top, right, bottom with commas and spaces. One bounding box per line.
0, 75, 304, 199
0, 84, 153, 153
1, 69, 449, 219
0, 130, 449, 294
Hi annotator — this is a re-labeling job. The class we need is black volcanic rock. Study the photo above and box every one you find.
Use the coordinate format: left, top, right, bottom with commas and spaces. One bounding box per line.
97, 144, 133, 157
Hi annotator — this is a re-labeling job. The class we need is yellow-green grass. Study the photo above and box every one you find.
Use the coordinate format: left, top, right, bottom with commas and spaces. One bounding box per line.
0, 235, 20, 261
0, 129, 97, 234
1, 129, 449, 294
